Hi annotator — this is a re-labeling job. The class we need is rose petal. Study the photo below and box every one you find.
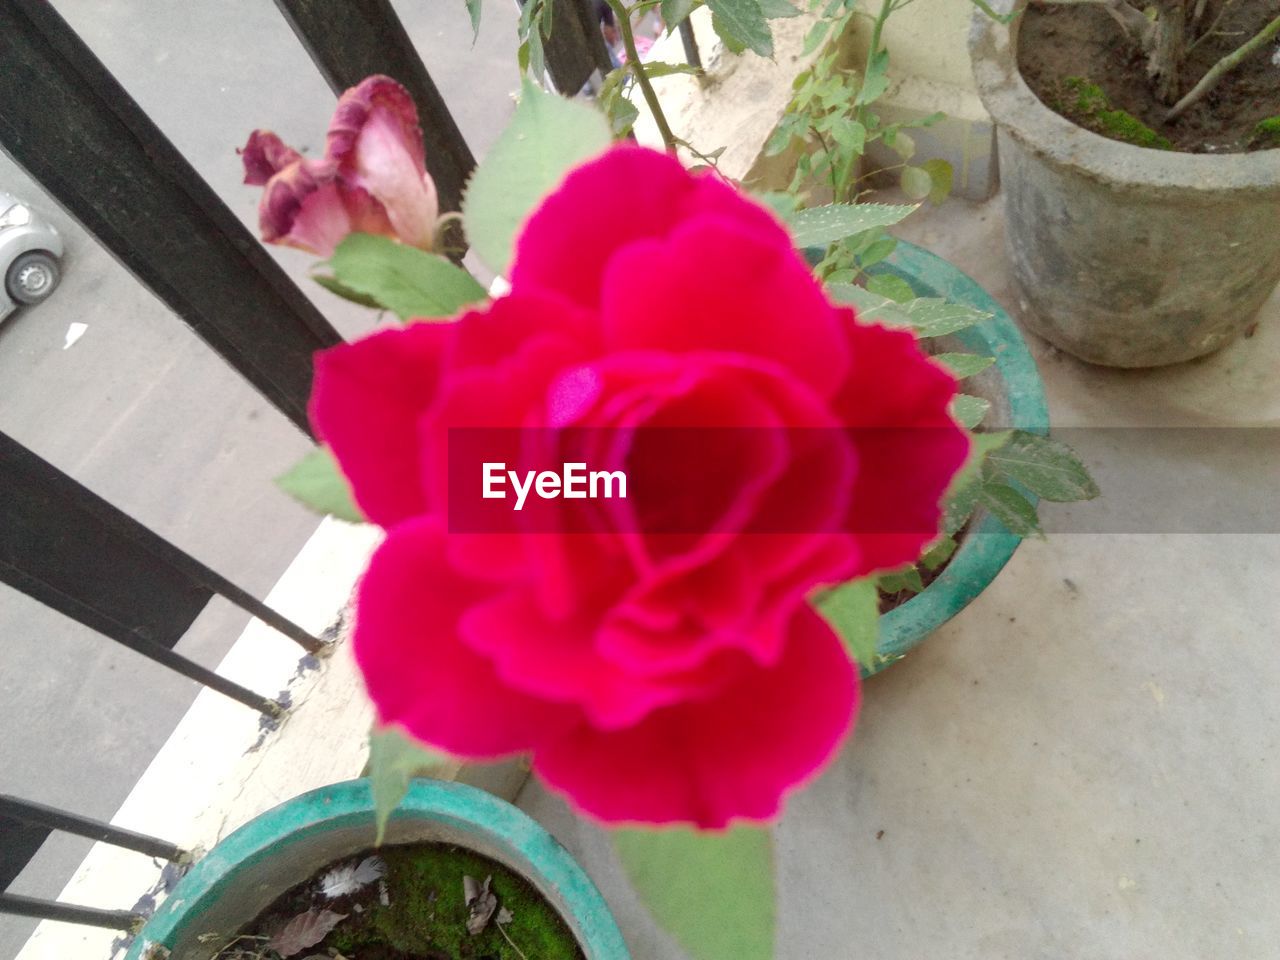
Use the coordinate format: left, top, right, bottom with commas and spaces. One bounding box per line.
601, 218, 850, 399
328, 76, 437, 249
240, 130, 302, 185
534, 603, 857, 826
511, 146, 794, 311
354, 519, 575, 758
310, 323, 450, 526
834, 320, 970, 574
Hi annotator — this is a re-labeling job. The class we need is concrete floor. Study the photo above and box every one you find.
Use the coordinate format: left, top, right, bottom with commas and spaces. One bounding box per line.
518, 196, 1280, 958
0, 3, 518, 956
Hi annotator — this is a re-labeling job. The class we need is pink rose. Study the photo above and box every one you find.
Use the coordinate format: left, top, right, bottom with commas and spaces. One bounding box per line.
240, 76, 438, 256
313, 146, 969, 827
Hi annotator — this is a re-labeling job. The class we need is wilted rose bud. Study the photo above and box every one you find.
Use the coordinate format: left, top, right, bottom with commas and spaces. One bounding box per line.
240, 76, 439, 257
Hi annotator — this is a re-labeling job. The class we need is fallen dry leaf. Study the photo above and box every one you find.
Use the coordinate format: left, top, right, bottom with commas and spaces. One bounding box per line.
462, 874, 498, 936
269, 908, 346, 957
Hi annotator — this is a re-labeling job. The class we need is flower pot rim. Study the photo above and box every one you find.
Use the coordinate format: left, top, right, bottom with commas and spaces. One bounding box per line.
126, 778, 629, 960
869, 239, 1048, 675
968, 0, 1280, 194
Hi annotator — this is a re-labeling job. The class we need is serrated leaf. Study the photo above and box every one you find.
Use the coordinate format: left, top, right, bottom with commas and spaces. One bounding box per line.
785, 202, 916, 248
661, 0, 697, 29
857, 234, 898, 269
802, 18, 831, 54
920, 157, 953, 204
463, 78, 612, 275
921, 535, 957, 571
865, 273, 916, 304
614, 825, 774, 960
942, 430, 1011, 534
817, 578, 879, 669
826, 282, 913, 327
276, 448, 364, 523
329, 234, 486, 321
900, 164, 932, 200
369, 726, 452, 845
270, 910, 346, 958
829, 117, 867, 156
854, 49, 889, 106
980, 481, 1043, 538
756, 190, 799, 220
900, 297, 991, 337
952, 393, 990, 429
984, 431, 1099, 502
706, 0, 773, 57
935, 352, 995, 378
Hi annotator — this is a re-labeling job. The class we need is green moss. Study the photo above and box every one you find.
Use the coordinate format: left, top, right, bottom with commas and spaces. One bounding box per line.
1253, 116, 1280, 145
1057, 77, 1173, 151
287, 843, 582, 960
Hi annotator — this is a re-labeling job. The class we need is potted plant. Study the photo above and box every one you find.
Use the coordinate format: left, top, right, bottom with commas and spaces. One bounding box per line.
971, 0, 1280, 367
125, 778, 628, 960
225, 0, 1095, 944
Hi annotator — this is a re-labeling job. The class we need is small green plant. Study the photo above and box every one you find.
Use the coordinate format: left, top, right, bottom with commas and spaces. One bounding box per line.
1058, 77, 1173, 150
1252, 116, 1280, 147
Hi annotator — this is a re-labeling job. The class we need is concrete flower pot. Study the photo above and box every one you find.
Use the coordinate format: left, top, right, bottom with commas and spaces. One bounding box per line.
865, 240, 1050, 675
969, 0, 1280, 368
125, 779, 629, 960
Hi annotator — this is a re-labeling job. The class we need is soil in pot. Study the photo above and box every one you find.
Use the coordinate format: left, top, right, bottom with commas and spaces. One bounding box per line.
1017, 1, 1280, 153
211, 843, 584, 960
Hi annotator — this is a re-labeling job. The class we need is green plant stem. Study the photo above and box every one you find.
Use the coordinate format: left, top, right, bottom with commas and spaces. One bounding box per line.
1167, 12, 1280, 120
607, 0, 678, 149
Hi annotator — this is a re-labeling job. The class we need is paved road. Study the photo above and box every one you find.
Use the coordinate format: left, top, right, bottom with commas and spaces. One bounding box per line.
0, 2, 518, 955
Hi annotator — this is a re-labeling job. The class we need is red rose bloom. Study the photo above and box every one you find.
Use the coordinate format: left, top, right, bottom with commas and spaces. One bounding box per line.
313, 146, 968, 827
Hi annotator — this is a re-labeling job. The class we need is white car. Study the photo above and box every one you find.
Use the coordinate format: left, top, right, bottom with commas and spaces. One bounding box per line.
1, 191, 64, 322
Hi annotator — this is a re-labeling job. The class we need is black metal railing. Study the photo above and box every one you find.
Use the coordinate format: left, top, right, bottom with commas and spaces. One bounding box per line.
0, 0, 693, 939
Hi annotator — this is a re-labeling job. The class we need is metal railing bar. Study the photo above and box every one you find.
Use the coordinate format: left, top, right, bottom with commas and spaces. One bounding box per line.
0, 893, 143, 932
0, 0, 342, 435
0, 796, 188, 863
679, 18, 702, 69
2, 562, 284, 717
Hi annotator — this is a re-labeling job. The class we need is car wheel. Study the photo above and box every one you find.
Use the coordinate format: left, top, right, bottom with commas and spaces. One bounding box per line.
5, 252, 61, 305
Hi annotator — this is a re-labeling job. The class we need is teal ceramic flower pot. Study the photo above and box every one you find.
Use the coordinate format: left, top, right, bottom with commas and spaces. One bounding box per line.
126, 779, 629, 960
867, 240, 1050, 675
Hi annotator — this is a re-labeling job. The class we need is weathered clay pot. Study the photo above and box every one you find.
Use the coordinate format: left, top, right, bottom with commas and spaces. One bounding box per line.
970, 0, 1280, 368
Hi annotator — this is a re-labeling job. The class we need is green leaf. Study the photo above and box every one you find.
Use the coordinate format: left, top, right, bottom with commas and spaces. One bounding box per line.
968, 0, 1019, 25
275, 448, 364, 523
899, 297, 991, 337
984, 431, 1100, 502
865, 272, 916, 304
878, 565, 924, 594
980, 481, 1043, 538
942, 430, 1011, 534
311, 273, 384, 310
785, 202, 916, 248
614, 825, 775, 960
756, 190, 800, 220
817, 578, 879, 669
829, 117, 867, 157
802, 18, 831, 54
856, 234, 898, 269
921, 535, 957, 571
328, 234, 487, 321
368, 726, 453, 845
935, 352, 995, 378
899, 164, 933, 200
463, 78, 612, 275
951, 393, 990, 429
706, 0, 774, 57
920, 157, 954, 204
887, 129, 916, 160
854, 49, 890, 106
465, 0, 482, 41
826, 283, 913, 327
661, 0, 697, 29
759, 0, 802, 15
